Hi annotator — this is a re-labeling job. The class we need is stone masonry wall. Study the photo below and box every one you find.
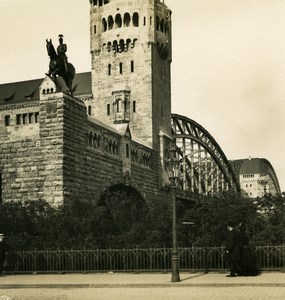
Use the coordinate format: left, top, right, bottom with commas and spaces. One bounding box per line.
0, 91, 168, 206
61, 92, 164, 204
0, 95, 65, 205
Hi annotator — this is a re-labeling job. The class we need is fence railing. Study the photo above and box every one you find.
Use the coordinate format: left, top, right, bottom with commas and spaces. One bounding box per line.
4, 245, 285, 274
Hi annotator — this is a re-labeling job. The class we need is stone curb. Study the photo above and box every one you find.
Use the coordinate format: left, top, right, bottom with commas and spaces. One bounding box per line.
1, 283, 285, 289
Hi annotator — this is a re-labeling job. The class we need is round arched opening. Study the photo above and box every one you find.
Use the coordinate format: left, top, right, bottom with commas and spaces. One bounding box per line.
98, 184, 147, 247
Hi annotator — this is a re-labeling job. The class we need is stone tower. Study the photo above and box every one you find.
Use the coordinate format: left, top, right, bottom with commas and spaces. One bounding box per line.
89, 0, 172, 151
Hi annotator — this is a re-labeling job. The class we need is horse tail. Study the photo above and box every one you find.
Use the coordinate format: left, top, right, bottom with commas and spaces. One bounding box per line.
68, 63, 76, 78
64, 63, 76, 93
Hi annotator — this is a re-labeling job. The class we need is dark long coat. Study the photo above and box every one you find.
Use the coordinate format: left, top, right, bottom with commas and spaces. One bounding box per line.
0, 241, 6, 272
225, 228, 240, 263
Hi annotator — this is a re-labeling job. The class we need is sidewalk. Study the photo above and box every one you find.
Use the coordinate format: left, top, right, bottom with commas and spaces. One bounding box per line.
0, 272, 284, 289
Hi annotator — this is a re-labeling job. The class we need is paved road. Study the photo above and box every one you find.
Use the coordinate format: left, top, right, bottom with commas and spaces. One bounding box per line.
1, 286, 285, 300
0, 272, 285, 299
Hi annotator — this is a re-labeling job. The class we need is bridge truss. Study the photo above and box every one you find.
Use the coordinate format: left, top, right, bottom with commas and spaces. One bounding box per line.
171, 114, 240, 196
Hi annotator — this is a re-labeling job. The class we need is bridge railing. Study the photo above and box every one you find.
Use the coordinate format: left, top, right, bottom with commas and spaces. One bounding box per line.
4, 246, 285, 274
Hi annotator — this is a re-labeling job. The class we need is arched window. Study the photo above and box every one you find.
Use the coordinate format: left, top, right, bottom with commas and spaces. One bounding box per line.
105, 138, 109, 152
116, 98, 122, 112
126, 38, 132, 50
131, 149, 134, 162
98, 135, 101, 149
112, 40, 118, 53
131, 150, 134, 162
94, 133, 99, 148
107, 41, 112, 52
113, 141, 117, 155
35, 112, 39, 123
28, 113, 33, 124
132, 38, 137, 48
99, 0, 103, 6
133, 13, 139, 27
119, 39, 124, 53
165, 22, 169, 34
147, 155, 151, 167
108, 16, 114, 30
89, 132, 93, 146
142, 153, 146, 165
115, 14, 122, 28
102, 18, 107, 32
126, 144, 130, 158
160, 19, 164, 32
135, 150, 138, 162
124, 13, 131, 27
156, 16, 160, 30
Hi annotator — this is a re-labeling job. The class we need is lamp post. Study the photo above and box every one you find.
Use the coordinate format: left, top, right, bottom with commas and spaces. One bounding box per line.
165, 143, 181, 282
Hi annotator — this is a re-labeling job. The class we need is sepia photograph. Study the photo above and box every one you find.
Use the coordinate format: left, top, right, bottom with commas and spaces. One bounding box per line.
0, 0, 285, 299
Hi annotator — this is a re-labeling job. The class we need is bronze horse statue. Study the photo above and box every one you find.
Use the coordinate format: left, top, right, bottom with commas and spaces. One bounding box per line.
46, 39, 75, 94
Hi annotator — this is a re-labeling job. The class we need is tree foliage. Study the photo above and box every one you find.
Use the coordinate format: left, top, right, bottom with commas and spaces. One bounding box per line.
0, 190, 284, 250
178, 191, 285, 247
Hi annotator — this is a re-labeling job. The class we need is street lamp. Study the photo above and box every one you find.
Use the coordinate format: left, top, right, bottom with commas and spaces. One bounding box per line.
165, 142, 181, 282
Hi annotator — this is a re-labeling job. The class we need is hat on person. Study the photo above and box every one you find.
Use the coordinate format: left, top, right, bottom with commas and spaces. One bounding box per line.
0, 233, 4, 238
227, 221, 235, 228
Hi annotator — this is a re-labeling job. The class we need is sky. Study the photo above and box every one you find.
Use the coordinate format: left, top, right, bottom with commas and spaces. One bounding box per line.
0, 0, 284, 192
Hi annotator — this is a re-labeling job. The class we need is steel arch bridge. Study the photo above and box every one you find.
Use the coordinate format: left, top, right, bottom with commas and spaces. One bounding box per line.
171, 114, 240, 196
259, 159, 281, 195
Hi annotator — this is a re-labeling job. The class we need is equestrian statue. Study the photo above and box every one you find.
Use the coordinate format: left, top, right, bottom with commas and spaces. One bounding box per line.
46, 35, 76, 94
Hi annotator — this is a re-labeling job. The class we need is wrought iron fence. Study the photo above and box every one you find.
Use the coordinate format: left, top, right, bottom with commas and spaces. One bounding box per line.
256, 245, 285, 271
3, 245, 285, 274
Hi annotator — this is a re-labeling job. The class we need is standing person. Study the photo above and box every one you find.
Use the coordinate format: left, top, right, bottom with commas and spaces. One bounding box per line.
0, 233, 7, 275
238, 223, 260, 276
224, 221, 241, 277
238, 223, 250, 275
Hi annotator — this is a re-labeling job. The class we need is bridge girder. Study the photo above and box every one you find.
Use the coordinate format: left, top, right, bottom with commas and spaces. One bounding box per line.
171, 114, 240, 196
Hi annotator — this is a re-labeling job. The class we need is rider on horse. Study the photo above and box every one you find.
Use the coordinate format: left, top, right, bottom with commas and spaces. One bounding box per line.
46, 35, 75, 93
57, 34, 68, 73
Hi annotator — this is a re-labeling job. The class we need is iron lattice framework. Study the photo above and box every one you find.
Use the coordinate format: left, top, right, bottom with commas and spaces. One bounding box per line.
171, 114, 240, 195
